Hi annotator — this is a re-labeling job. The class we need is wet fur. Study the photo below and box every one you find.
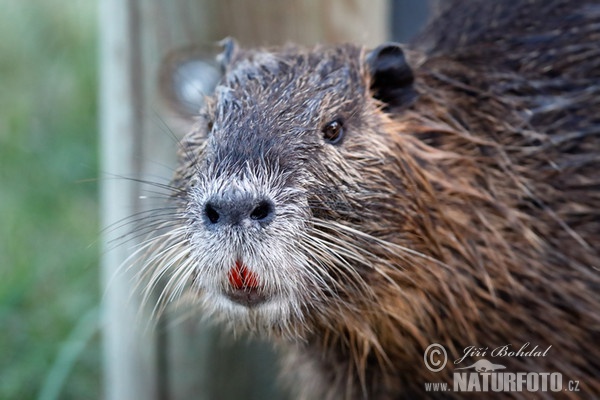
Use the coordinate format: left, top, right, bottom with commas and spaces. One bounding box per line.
139, 0, 600, 398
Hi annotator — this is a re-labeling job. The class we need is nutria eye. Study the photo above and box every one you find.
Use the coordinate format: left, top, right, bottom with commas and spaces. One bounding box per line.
322, 120, 344, 144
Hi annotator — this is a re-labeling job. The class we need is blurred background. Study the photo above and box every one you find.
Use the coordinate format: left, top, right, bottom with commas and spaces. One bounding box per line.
0, 1, 100, 399
0, 1, 427, 399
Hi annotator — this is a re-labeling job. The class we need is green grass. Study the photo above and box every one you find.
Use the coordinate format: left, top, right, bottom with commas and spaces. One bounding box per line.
0, 1, 101, 399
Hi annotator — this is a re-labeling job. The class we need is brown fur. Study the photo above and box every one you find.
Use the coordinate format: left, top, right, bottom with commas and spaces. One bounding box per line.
276, 2, 600, 396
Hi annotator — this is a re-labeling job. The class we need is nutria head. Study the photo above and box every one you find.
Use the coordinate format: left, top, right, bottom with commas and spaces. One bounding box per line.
146, 41, 423, 338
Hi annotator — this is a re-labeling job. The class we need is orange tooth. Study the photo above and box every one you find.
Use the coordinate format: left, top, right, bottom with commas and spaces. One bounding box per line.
228, 261, 259, 289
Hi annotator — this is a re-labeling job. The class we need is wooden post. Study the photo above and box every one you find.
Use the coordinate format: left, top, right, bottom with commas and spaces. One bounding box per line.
99, 1, 160, 399
100, 1, 389, 399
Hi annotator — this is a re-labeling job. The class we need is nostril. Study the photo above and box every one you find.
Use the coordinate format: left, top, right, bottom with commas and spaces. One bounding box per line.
204, 203, 220, 224
250, 200, 274, 221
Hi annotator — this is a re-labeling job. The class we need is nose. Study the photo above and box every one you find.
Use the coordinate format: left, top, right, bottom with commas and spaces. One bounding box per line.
203, 195, 275, 228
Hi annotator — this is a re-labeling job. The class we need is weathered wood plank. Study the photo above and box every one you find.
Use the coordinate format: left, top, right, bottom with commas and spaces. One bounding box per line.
99, 0, 161, 399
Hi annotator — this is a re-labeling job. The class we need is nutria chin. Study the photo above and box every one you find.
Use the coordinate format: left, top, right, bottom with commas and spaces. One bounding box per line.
141, 0, 600, 398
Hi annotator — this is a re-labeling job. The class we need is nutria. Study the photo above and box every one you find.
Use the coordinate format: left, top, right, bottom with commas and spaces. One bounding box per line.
140, 0, 600, 398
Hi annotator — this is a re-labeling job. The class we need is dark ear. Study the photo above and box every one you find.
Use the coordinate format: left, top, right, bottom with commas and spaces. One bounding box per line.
366, 43, 417, 110
217, 37, 239, 72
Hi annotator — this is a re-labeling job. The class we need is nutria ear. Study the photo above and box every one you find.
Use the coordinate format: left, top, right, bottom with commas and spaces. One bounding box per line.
159, 44, 223, 120
217, 37, 239, 72
366, 43, 417, 109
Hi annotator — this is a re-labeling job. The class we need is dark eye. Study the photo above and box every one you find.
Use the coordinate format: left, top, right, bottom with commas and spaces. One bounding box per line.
322, 119, 344, 144
207, 120, 214, 132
